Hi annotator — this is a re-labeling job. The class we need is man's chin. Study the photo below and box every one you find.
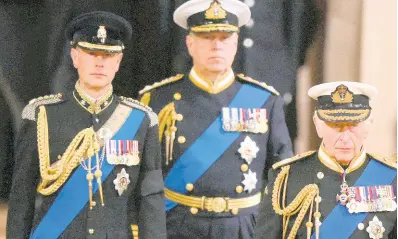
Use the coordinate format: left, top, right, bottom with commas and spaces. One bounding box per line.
206, 65, 229, 73
85, 81, 109, 90
335, 153, 354, 166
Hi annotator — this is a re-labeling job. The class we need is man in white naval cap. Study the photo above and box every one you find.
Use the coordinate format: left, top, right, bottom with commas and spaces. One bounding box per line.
255, 81, 397, 239
138, 0, 293, 238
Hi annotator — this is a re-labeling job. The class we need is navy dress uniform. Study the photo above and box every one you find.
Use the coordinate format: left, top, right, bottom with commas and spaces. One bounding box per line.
6, 11, 166, 239
254, 82, 397, 239
139, 1, 293, 238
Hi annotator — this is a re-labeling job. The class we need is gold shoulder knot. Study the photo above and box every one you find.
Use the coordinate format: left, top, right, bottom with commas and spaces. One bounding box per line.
369, 153, 397, 169
272, 150, 317, 170
138, 74, 184, 95
237, 73, 280, 96
119, 96, 158, 127
22, 93, 64, 121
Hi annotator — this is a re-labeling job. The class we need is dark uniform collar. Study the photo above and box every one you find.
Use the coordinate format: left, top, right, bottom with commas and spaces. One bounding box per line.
73, 82, 114, 114
317, 144, 367, 174
188, 67, 235, 94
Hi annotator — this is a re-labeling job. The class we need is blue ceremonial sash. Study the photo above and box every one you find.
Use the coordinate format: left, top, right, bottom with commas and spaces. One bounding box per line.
311, 159, 397, 239
165, 84, 271, 211
30, 109, 145, 239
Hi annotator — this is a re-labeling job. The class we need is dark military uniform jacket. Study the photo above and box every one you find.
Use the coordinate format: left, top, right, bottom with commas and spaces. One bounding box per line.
255, 149, 397, 239
139, 70, 293, 239
6, 89, 166, 239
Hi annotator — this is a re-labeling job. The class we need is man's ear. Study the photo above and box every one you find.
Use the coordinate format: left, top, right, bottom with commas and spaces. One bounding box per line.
313, 113, 323, 139
70, 48, 79, 69
114, 53, 123, 72
362, 116, 374, 140
186, 34, 194, 57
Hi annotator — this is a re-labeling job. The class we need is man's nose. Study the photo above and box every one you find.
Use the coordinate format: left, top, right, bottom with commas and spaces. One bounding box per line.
339, 129, 351, 141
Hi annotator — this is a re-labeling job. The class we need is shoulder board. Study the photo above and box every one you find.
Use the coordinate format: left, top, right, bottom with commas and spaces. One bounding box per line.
118, 96, 158, 127
272, 150, 317, 170
138, 74, 184, 95
368, 153, 397, 169
22, 93, 64, 121
237, 73, 280, 96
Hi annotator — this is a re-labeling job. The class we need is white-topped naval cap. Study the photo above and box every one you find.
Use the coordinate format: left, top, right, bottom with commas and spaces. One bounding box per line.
308, 81, 378, 100
173, 0, 251, 31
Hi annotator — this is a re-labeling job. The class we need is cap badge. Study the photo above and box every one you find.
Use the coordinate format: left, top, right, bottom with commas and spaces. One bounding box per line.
97, 25, 107, 44
331, 84, 354, 104
205, 1, 227, 20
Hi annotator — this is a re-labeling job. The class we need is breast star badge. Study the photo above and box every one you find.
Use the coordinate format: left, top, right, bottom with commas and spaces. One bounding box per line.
237, 136, 259, 164
242, 169, 258, 193
366, 216, 385, 239
113, 168, 130, 196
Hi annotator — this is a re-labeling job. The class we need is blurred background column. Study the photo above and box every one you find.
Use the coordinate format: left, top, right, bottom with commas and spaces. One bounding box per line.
296, 0, 396, 156
360, 0, 397, 156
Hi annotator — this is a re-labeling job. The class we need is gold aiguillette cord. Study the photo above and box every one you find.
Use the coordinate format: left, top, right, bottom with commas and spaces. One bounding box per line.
95, 151, 104, 207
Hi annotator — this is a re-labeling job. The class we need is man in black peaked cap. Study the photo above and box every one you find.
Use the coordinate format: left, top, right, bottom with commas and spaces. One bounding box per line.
7, 11, 166, 239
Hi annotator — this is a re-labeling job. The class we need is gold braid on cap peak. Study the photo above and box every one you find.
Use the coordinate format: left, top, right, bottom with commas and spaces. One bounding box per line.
272, 165, 321, 239
158, 102, 182, 166
37, 106, 100, 195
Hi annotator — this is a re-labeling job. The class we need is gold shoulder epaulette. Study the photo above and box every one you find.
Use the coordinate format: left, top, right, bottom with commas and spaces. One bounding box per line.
237, 73, 280, 96
119, 96, 158, 126
272, 150, 317, 170
22, 93, 64, 121
369, 153, 397, 169
138, 74, 184, 95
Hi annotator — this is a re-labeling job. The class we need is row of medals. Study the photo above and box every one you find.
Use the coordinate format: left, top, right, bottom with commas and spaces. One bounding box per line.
338, 182, 397, 213
222, 107, 268, 133
105, 139, 140, 166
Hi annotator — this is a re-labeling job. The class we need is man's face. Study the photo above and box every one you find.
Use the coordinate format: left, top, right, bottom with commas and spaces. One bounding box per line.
314, 114, 372, 165
186, 31, 238, 74
70, 47, 123, 91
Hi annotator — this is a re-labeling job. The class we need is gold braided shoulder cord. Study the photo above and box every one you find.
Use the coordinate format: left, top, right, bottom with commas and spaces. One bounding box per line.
272, 165, 320, 239
37, 106, 100, 195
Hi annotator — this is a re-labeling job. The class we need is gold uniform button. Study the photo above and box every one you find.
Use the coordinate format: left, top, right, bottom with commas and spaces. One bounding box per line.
88, 229, 95, 235
178, 136, 186, 144
176, 113, 184, 121
91, 201, 96, 207
236, 185, 243, 194
190, 207, 198, 214
240, 164, 249, 172
186, 183, 194, 191
174, 93, 182, 100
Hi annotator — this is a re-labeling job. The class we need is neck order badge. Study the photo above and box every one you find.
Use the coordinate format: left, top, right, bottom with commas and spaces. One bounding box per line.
311, 158, 396, 239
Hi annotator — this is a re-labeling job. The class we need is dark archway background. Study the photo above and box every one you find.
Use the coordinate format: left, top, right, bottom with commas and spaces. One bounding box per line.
0, 0, 320, 201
